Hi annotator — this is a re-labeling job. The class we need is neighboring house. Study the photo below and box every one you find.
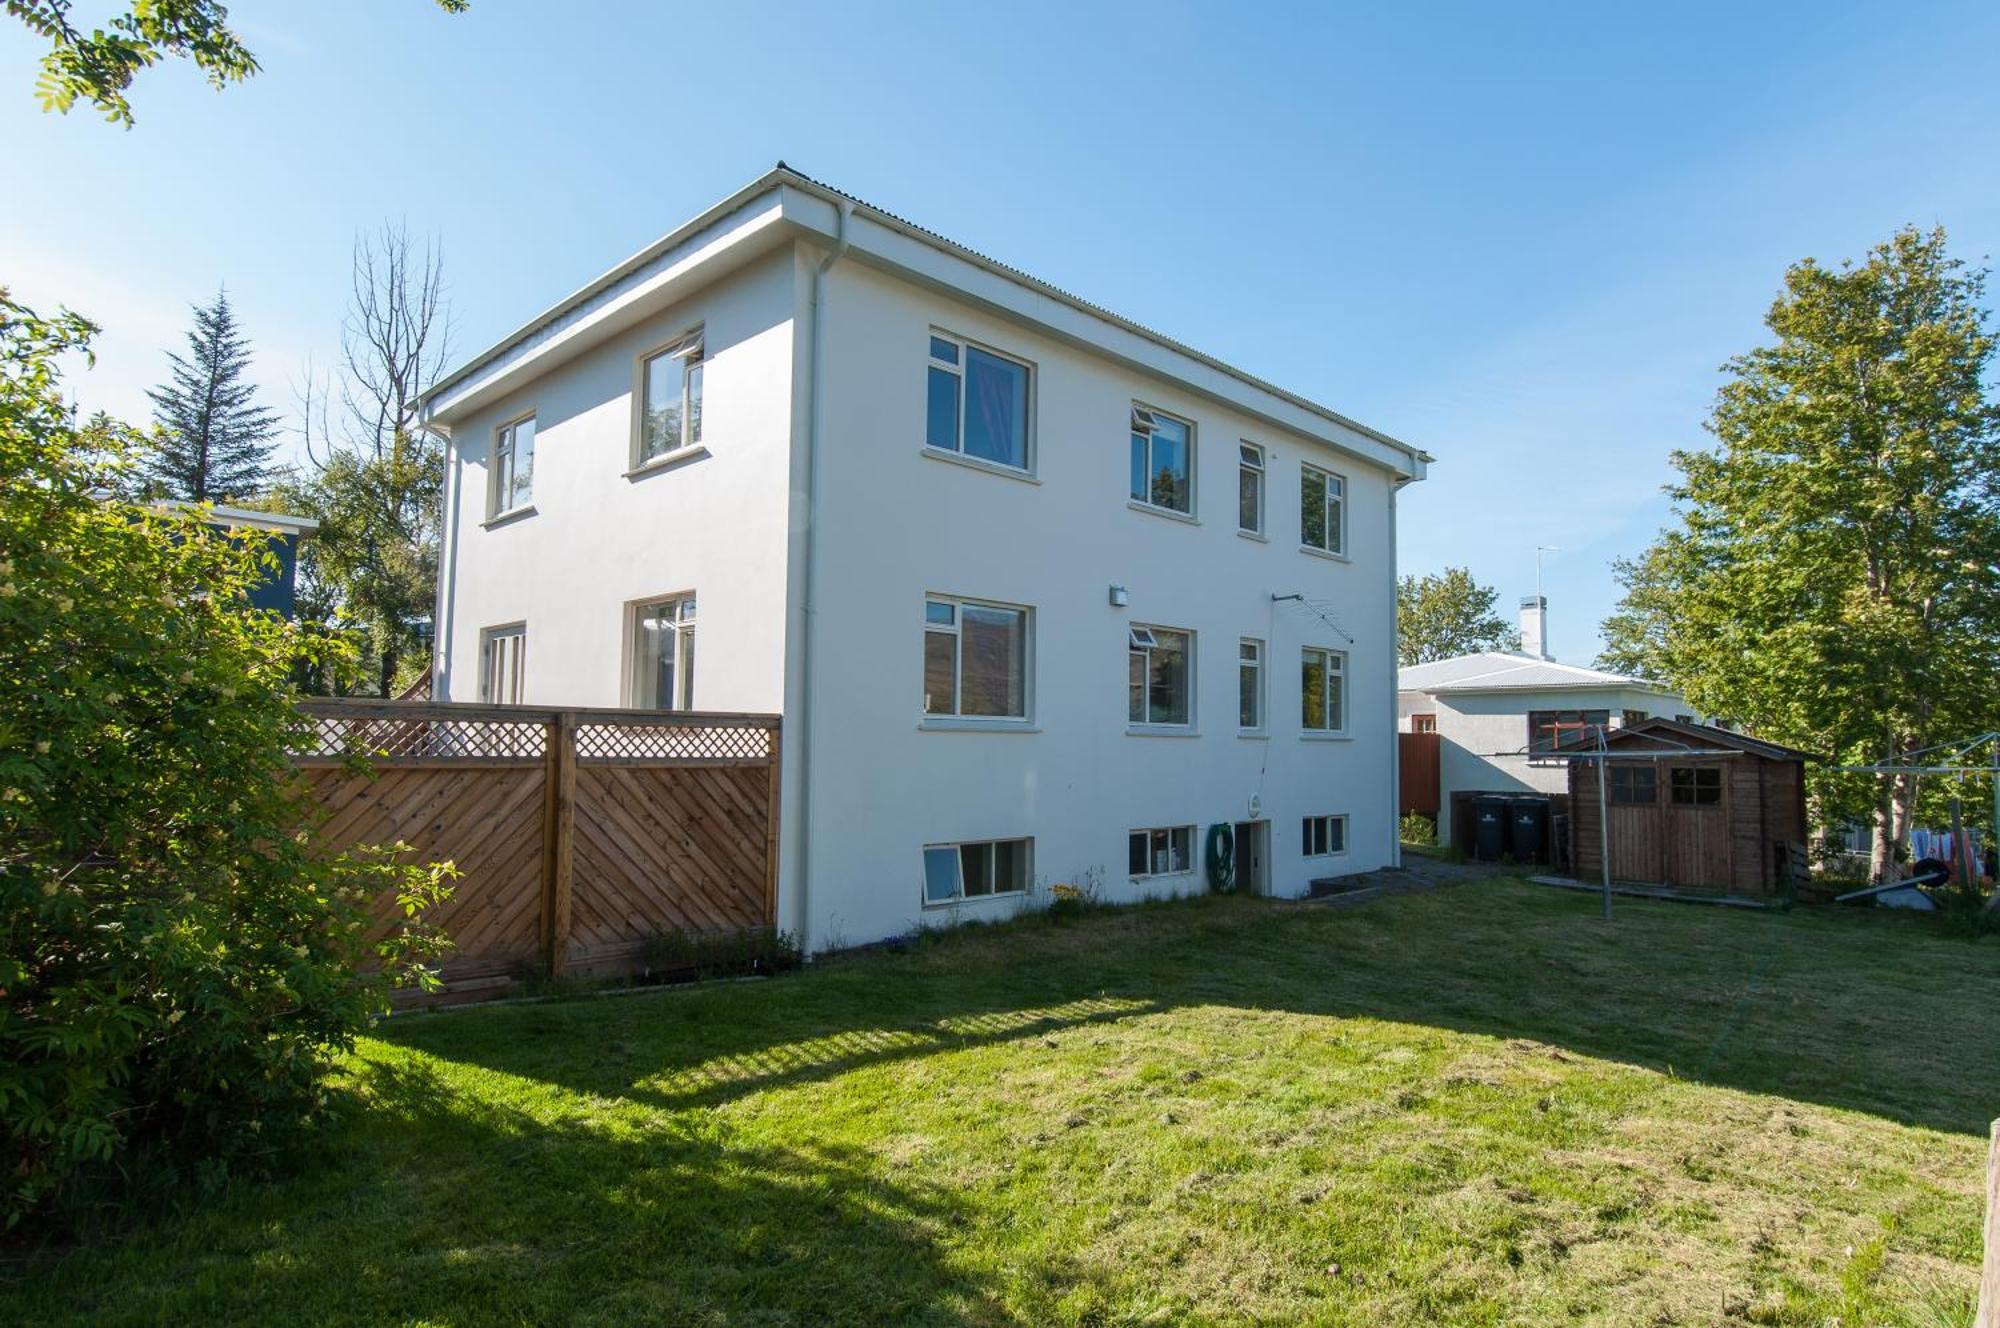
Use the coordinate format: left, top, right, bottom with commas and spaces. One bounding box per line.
1398, 596, 1690, 840
162, 501, 318, 619
417, 165, 1430, 951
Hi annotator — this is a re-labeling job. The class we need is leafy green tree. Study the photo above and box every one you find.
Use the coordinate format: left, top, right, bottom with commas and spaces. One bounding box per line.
0, 291, 453, 1229
7, 0, 468, 126
142, 287, 280, 502
1598, 227, 2000, 878
1397, 566, 1514, 665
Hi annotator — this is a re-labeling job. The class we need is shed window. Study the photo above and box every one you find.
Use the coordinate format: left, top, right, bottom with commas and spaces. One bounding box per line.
1669, 766, 1722, 807
1608, 765, 1657, 805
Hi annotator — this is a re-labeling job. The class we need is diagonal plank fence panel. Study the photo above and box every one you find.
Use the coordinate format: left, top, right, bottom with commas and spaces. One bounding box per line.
294, 700, 780, 1002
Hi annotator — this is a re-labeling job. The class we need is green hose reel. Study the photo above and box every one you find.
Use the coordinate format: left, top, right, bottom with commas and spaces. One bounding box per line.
1205, 822, 1237, 892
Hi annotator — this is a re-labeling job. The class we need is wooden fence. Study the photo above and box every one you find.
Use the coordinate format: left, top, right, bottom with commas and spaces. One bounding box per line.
293, 699, 781, 1002
1399, 731, 1441, 816
1980, 1118, 1998, 1328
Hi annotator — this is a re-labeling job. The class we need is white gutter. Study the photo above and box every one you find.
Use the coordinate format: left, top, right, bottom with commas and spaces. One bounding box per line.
797, 199, 852, 955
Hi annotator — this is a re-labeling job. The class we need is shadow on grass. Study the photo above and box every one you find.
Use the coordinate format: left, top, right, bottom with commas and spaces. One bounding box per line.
387, 881, 2000, 1138
7, 881, 1991, 1324
25, 1051, 1019, 1327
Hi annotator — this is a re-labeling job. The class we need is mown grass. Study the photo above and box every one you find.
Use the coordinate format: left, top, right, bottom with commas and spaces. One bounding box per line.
5, 879, 1994, 1325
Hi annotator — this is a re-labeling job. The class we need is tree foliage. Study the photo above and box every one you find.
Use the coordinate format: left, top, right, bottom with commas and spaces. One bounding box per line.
142, 287, 280, 502
0, 292, 453, 1229
1598, 227, 2000, 875
1397, 566, 1515, 665
7, 0, 469, 126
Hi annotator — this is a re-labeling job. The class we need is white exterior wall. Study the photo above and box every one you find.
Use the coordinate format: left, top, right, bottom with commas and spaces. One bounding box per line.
435, 250, 799, 713
1399, 685, 1686, 838
429, 203, 1413, 953
797, 258, 1401, 947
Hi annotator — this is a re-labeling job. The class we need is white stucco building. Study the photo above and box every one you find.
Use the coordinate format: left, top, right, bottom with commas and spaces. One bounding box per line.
1397, 597, 1691, 840
419, 165, 1430, 951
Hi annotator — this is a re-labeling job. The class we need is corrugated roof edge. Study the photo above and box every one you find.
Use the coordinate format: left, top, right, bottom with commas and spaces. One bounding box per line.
416, 163, 1433, 470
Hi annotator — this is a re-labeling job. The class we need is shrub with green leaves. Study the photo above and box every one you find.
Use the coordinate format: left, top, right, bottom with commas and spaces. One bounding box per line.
0, 293, 453, 1231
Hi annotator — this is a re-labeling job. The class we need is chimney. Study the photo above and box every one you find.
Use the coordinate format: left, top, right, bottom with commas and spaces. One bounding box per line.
1520, 596, 1551, 660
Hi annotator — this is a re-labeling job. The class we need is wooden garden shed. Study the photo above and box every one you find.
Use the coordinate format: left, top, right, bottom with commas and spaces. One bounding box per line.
1567, 718, 1812, 896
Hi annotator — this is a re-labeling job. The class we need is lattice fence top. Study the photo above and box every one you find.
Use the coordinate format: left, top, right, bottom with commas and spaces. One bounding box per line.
295, 711, 547, 761
575, 718, 773, 763
291, 701, 778, 766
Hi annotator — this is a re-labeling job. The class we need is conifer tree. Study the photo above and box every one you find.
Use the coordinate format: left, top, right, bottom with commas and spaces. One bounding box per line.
144, 288, 281, 501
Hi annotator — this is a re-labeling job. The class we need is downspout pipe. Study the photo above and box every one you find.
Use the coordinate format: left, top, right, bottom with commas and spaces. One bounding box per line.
419, 417, 458, 698
1389, 473, 1408, 870
797, 198, 852, 956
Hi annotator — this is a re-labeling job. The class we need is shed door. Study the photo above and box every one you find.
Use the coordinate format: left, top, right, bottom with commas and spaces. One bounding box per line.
1604, 763, 1664, 883
1663, 764, 1730, 888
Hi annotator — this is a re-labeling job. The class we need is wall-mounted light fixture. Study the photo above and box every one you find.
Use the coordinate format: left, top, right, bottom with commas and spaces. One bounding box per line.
1108, 585, 1130, 608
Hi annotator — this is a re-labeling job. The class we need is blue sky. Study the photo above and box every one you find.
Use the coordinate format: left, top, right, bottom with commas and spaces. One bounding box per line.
6, 1, 1997, 661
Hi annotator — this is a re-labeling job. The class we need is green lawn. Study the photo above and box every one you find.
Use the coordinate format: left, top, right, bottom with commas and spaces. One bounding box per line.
6, 880, 1994, 1326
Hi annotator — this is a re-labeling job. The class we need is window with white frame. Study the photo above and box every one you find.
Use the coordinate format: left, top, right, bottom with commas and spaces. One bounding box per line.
632, 594, 696, 710
1238, 637, 1264, 730
1301, 646, 1346, 734
1128, 826, 1193, 877
479, 624, 526, 703
923, 838, 1030, 904
1238, 443, 1265, 534
1130, 404, 1193, 514
923, 597, 1029, 719
1302, 814, 1347, 857
1301, 462, 1345, 554
491, 414, 535, 515
1127, 624, 1192, 726
926, 332, 1031, 471
638, 332, 703, 463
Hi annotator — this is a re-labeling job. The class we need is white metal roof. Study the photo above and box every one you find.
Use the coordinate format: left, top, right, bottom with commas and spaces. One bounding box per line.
1398, 651, 1672, 695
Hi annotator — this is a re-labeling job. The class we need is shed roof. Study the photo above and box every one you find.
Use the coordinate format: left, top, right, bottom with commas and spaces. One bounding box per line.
1568, 716, 1815, 763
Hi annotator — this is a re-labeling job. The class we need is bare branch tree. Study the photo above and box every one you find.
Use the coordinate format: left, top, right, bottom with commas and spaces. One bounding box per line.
339, 220, 453, 464
283, 221, 454, 696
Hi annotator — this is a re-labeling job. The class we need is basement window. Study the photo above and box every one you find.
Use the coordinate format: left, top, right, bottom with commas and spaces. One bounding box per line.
1302, 814, 1347, 857
1128, 826, 1193, 878
923, 838, 1031, 905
